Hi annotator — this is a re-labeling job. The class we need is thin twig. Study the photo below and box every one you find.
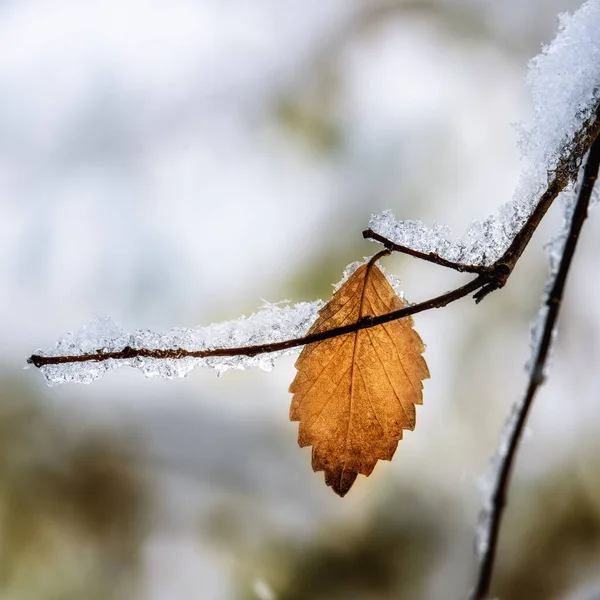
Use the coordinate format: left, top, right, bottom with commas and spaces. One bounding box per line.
470, 133, 600, 600
28, 274, 485, 368
362, 229, 487, 274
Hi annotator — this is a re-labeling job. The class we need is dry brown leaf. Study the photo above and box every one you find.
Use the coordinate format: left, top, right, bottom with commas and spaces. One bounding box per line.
289, 257, 429, 497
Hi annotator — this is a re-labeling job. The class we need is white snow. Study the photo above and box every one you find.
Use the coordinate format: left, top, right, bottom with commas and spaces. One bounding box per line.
368, 209, 512, 266
370, 0, 600, 267
34, 303, 322, 386
524, 186, 578, 375
474, 394, 526, 559
520, 0, 600, 181
31, 262, 409, 385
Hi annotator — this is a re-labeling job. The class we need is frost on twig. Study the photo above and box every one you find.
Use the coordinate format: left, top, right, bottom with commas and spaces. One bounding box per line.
30, 259, 408, 386
32, 303, 322, 386
525, 157, 599, 385
369, 0, 600, 268
524, 187, 578, 375
368, 208, 518, 267
475, 395, 526, 560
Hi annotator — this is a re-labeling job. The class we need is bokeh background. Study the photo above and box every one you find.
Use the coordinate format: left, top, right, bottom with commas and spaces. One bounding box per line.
2, 1, 600, 599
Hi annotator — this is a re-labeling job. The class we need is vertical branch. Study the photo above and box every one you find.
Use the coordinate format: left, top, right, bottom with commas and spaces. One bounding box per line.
471, 135, 600, 600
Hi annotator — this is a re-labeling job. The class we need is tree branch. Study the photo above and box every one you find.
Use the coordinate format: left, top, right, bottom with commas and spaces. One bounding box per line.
470, 132, 600, 600
27, 98, 600, 371
361, 229, 488, 274
28, 274, 485, 368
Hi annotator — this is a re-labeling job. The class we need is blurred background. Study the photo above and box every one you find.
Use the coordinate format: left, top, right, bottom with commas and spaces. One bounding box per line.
1, 1, 600, 598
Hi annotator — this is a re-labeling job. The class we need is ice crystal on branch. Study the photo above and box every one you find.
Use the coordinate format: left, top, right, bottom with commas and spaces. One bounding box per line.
34, 303, 322, 386
368, 210, 511, 266
31, 264, 409, 386
474, 394, 526, 560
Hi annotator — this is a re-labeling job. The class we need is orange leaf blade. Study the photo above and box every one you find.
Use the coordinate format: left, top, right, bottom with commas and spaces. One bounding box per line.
289, 261, 429, 497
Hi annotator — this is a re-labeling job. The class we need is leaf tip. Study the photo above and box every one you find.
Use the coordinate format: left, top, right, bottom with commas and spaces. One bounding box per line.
325, 467, 358, 498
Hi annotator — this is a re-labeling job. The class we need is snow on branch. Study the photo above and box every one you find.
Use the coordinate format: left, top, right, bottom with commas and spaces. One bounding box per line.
32, 303, 322, 386
28, 259, 409, 386
368, 0, 600, 267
